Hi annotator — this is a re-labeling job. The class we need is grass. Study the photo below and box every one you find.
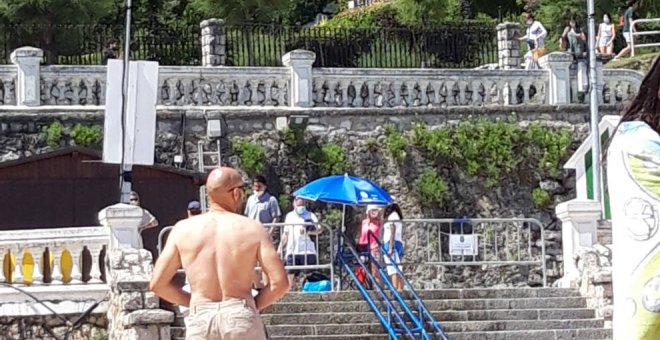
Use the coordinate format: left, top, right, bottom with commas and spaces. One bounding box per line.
606, 51, 660, 72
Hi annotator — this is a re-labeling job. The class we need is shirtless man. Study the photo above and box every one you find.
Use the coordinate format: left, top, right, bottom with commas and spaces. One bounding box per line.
150, 167, 289, 340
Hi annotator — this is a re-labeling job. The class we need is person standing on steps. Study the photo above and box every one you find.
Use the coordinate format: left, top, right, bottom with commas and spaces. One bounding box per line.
278, 196, 323, 290
150, 167, 289, 340
383, 203, 405, 291
245, 175, 282, 288
358, 205, 383, 286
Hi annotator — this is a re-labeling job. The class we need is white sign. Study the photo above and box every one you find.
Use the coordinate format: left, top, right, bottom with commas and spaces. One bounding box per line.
103, 59, 159, 166
449, 235, 479, 256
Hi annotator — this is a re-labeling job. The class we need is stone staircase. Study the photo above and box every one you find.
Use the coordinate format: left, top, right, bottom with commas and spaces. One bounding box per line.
171, 287, 611, 340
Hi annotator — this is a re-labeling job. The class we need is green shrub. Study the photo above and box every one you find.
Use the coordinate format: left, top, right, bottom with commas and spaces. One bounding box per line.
526, 123, 572, 177
278, 193, 292, 212
71, 124, 103, 148
45, 121, 63, 149
318, 143, 348, 176
532, 188, 552, 208
416, 169, 449, 207
365, 137, 378, 151
411, 123, 452, 162
234, 139, 267, 176
384, 125, 407, 162
323, 208, 344, 227
279, 127, 304, 146
453, 120, 521, 187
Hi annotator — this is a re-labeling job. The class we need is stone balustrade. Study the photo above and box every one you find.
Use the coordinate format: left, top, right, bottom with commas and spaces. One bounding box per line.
0, 226, 108, 286
312, 68, 548, 107
0, 46, 645, 109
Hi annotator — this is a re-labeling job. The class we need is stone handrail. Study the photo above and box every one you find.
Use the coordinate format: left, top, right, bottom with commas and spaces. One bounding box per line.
38, 65, 290, 107
0, 226, 109, 285
601, 69, 644, 105
312, 68, 549, 107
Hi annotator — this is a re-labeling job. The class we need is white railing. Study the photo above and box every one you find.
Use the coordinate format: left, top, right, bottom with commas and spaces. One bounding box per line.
0, 226, 109, 286
38, 66, 290, 107
631, 18, 660, 57
313, 68, 548, 107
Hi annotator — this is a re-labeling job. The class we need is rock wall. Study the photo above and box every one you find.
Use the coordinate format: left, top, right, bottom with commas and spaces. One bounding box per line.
0, 314, 107, 340
0, 105, 623, 288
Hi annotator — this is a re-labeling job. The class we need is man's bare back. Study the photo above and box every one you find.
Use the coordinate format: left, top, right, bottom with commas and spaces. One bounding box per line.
151, 167, 289, 339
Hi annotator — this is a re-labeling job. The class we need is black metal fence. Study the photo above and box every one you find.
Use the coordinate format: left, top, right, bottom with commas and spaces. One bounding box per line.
225, 24, 498, 68
0, 23, 201, 65
0, 22, 497, 68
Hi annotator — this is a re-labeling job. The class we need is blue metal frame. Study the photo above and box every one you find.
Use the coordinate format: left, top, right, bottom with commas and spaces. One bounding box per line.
336, 230, 449, 339
370, 231, 449, 340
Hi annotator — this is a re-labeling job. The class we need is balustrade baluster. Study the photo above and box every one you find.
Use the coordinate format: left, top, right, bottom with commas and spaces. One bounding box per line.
12, 249, 24, 285
340, 81, 350, 107
88, 245, 103, 283
30, 247, 43, 285
69, 247, 83, 284
50, 249, 63, 284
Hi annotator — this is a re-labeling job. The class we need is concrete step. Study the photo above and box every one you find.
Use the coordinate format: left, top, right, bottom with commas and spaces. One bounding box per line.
262, 308, 596, 325
265, 319, 604, 336
269, 328, 612, 340
277, 288, 580, 303
264, 297, 587, 314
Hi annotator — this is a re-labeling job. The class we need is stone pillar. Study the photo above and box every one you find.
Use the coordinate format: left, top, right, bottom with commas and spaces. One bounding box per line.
98, 203, 148, 250
555, 199, 602, 287
107, 248, 173, 340
496, 22, 521, 70
10, 47, 43, 106
282, 49, 316, 108
200, 19, 226, 67
539, 52, 574, 105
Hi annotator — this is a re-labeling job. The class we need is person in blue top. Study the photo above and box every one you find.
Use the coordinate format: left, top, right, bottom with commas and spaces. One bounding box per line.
614, 0, 640, 60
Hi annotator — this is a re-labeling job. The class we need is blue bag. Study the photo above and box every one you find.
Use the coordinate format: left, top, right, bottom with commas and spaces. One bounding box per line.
302, 280, 332, 293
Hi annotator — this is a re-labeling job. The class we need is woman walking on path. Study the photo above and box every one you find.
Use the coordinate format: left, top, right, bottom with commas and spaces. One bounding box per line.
383, 203, 405, 291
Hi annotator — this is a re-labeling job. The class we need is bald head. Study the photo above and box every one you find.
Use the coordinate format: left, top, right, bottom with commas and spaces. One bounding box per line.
206, 167, 245, 213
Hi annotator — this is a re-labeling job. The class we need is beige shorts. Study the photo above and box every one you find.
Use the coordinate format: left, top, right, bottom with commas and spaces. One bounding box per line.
186, 298, 267, 340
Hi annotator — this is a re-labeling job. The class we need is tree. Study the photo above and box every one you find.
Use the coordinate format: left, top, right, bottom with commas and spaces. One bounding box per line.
0, 0, 115, 63
393, 0, 454, 27
189, 0, 289, 25
0, 0, 114, 24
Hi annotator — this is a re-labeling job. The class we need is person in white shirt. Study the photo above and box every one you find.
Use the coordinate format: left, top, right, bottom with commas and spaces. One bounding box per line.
383, 203, 405, 291
277, 197, 324, 289
519, 12, 548, 70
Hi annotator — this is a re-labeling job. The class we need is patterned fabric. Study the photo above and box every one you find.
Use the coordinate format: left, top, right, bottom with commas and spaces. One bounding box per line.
607, 121, 660, 339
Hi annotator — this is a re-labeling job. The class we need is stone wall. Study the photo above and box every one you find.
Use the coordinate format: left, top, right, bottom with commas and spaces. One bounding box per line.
107, 248, 173, 340
0, 105, 625, 288
0, 314, 107, 340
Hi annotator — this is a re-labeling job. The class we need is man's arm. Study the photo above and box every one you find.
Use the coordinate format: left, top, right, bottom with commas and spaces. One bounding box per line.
254, 224, 289, 311
149, 226, 191, 306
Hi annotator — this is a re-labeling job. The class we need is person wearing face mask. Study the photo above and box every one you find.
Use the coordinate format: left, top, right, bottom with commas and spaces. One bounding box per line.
150, 167, 288, 340
244, 175, 282, 232
358, 205, 383, 285
519, 12, 547, 70
596, 13, 616, 57
560, 18, 586, 60
277, 197, 323, 289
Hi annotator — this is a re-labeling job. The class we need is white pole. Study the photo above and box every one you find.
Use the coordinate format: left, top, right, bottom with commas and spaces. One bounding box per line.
587, 0, 602, 209
119, 0, 133, 203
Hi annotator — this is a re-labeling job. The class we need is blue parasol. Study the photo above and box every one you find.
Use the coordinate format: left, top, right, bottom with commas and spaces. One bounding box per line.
293, 174, 393, 206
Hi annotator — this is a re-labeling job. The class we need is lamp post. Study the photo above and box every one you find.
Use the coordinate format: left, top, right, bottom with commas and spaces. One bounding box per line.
587, 0, 602, 210
119, 0, 133, 203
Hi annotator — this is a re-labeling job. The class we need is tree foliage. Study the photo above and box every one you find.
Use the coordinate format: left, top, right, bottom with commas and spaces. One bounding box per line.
190, 0, 289, 24
0, 0, 114, 24
393, 0, 454, 26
